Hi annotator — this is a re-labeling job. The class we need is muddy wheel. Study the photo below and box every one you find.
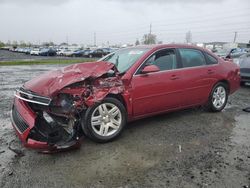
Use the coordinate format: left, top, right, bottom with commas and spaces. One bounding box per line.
207, 82, 228, 112
82, 97, 126, 143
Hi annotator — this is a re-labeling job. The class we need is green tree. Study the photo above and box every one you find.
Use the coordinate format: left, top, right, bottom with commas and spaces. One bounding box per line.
19, 40, 27, 47
142, 33, 157, 45
135, 39, 140, 46
12, 40, 18, 48
0, 41, 5, 48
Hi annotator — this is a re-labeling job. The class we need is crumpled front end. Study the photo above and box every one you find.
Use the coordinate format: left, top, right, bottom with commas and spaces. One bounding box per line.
11, 62, 125, 152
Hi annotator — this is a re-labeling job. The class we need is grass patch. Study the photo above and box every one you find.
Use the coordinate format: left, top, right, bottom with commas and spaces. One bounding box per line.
0, 58, 97, 66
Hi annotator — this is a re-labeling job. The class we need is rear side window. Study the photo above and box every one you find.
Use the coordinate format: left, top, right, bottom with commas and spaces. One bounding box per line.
179, 49, 206, 68
205, 53, 218, 65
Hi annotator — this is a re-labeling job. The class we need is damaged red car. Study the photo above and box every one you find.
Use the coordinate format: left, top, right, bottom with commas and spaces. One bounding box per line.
11, 44, 240, 151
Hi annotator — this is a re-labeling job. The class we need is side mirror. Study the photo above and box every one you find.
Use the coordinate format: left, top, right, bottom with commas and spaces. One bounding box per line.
141, 65, 160, 74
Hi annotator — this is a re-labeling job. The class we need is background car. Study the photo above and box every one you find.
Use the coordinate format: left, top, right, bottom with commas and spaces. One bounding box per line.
30, 48, 41, 55
239, 53, 250, 85
61, 49, 78, 56
228, 48, 248, 58
69, 49, 90, 57
39, 48, 57, 56
214, 48, 247, 59
88, 48, 110, 58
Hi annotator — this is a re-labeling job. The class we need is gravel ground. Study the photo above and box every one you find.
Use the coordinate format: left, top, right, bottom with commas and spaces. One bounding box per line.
0, 49, 85, 62
0, 65, 250, 188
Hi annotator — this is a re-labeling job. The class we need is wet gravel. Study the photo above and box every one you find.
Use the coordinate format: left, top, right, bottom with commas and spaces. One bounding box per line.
0, 65, 250, 188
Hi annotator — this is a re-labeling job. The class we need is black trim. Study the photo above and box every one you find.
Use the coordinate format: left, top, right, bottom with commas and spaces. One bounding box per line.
204, 52, 218, 65
177, 48, 207, 68
135, 48, 180, 75
12, 106, 29, 133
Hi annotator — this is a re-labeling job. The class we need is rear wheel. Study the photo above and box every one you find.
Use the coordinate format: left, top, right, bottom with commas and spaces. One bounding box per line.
207, 82, 228, 112
82, 98, 126, 143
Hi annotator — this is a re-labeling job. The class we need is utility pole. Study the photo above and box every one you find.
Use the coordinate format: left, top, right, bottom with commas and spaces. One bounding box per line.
233, 31, 237, 43
149, 23, 152, 35
94, 32, 96, 46
66, 35, 68, 45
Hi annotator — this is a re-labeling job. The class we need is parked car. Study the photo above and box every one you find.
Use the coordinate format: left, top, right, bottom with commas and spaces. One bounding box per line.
11, 44, 240, 152
228, 48, 248, 59
69, 49, 90, 57
88, 48, 110, 58
56, 49, 66, 56
239, 53, 250, 85
39, 48, 57, 56
30, 48, 41, 55
82, 49, 92, 57
214, 48, 247, 59
23, 48, 32, 54
59, 49, 77, 56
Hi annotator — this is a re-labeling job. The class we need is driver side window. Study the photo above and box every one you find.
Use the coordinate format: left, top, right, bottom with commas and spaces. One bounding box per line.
143, 49, 177, 72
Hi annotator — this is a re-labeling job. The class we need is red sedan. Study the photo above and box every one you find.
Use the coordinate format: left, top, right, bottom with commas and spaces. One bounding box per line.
11, 44, 240, 151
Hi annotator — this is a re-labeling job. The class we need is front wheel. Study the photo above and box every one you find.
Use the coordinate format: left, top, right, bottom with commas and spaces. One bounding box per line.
82, 98, 127, 143
207, 82, 228, 112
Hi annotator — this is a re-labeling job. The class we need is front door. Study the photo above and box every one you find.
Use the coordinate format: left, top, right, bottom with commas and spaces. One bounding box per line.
131, 48, 185, 117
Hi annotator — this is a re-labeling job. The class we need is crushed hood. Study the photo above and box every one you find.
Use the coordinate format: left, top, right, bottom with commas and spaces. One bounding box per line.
24, 61, 117, 97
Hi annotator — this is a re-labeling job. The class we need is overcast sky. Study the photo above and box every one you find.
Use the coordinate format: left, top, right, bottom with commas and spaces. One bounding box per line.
0, 0, 249, 45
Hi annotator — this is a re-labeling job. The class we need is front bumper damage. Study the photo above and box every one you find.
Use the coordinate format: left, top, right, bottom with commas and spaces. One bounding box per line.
11, 97, 81, 152
10, 62, 125, 152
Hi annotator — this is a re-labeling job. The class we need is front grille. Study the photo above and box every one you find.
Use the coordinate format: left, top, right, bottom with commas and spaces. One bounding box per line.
12, 106, 29, 133
240, 68, 250, 74
15, 87, 51, 106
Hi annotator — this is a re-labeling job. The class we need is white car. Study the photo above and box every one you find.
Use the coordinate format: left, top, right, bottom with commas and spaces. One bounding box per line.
30, 48, 40, 55
57, 49, 76, 56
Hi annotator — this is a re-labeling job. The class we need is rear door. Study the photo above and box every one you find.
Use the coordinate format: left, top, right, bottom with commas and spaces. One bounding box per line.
177, 48, 213, 106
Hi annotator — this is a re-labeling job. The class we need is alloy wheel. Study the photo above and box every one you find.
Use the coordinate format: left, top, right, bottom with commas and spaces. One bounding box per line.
91, 103, 122, 137
212, 86, 226, 109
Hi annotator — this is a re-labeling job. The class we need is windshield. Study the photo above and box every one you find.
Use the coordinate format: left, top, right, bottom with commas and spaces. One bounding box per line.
100, 48, 150, 73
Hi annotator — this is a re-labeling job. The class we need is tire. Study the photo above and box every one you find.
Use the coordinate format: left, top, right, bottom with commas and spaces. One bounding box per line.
240, 81, 245, 86
89, 54, 93, 58
207, 82, 228, 112
82, 97, 127, 143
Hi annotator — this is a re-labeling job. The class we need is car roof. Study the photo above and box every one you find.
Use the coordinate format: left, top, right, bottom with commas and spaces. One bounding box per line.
126, 44, 211, 54
135, 44, 204, 50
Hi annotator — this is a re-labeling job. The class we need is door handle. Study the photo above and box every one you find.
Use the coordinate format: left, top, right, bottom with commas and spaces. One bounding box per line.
207, 70, 214, 74
170, 75, 179, 80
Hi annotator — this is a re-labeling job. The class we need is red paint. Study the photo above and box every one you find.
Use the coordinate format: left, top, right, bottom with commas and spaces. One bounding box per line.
11, 44, 240, 151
